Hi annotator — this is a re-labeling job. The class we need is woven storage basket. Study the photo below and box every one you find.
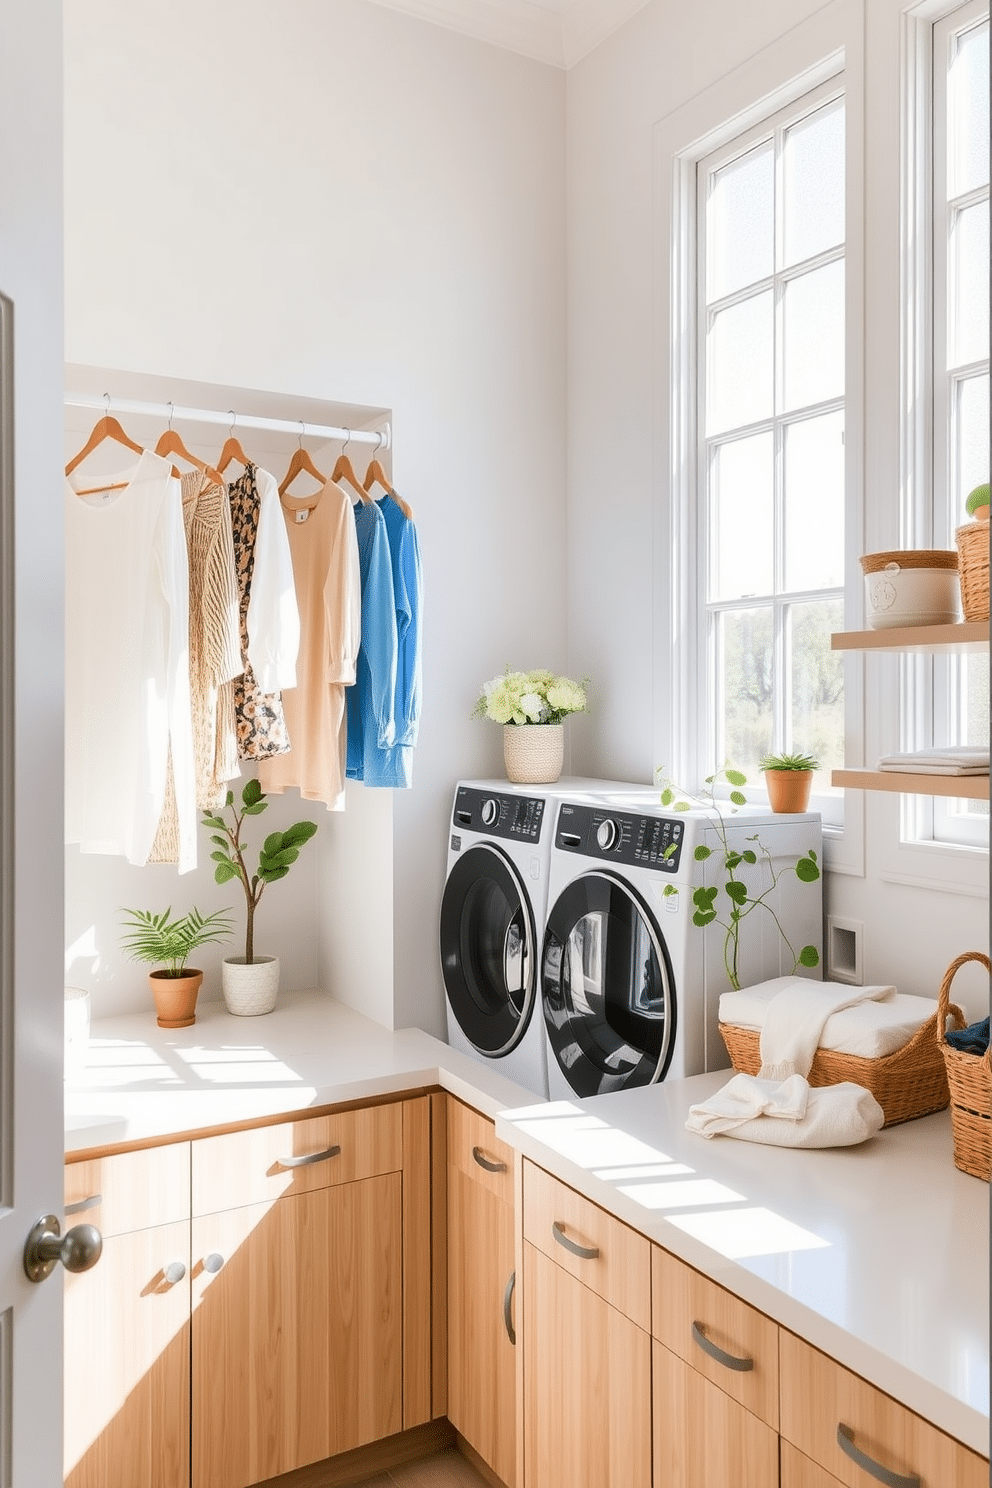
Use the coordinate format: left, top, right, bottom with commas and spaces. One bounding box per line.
502, 723, 564, 784
954, 522, 990, 621
936, 950, 991, 1181
719, 1008, 951, 1127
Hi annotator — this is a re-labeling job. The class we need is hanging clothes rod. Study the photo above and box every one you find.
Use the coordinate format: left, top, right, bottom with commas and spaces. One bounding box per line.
63, 391, 390, 449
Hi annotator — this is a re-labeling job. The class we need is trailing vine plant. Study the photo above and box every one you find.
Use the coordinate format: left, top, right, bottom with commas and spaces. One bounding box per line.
656, 766, 821, 991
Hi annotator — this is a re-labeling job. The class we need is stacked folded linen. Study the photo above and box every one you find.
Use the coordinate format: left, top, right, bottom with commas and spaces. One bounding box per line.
719, 976, 930, 1062
877, 746, 989, 775
685, 1073, 885, 1148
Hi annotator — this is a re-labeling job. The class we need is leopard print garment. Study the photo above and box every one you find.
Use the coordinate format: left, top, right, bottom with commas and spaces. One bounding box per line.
228, 462, 291, 760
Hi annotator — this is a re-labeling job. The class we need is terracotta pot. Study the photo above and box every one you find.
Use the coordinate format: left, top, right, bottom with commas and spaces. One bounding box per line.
502, 723, 564, 784
150, 968, 203, 1029
222, 955, 280, 1016
763, 769, 813, 814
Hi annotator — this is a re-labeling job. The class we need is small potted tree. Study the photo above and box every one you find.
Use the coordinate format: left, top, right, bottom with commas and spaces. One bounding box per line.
203, 778, 318, 1016
119, 906, 233, 1028
759, 752, 821, 814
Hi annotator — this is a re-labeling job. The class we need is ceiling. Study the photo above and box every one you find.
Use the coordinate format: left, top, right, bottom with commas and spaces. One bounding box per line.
365, 0, 648, 68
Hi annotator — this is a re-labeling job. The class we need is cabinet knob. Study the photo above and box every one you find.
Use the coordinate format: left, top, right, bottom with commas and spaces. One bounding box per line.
203, 1252, 225, 1274
24, 1215, 103, 1283
164, 1261, 187, 1286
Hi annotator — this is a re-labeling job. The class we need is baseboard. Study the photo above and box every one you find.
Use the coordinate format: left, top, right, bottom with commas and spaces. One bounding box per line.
256, 1419, 457, 1487
455, 1433, 509, 1488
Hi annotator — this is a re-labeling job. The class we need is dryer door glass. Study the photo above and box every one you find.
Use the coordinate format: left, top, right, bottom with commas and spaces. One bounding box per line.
440, 842, 537, 1056
541, 870, 675, 1097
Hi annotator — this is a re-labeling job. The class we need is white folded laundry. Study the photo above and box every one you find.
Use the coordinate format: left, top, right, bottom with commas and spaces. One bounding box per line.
877, 746, 990, 774
685, 1073, 884, 1148
756, 978, 897, 1081
720, 980, 930, 1061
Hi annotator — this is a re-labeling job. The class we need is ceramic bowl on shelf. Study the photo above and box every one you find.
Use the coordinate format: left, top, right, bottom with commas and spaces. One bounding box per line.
860, 549, 961, 629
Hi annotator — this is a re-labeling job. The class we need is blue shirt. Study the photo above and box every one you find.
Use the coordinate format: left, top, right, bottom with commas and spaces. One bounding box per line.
374, 494, 423, 788
346, 500, 397, 783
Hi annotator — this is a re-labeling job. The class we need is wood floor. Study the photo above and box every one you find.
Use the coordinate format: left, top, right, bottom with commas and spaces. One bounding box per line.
357, 1447, 490, 1487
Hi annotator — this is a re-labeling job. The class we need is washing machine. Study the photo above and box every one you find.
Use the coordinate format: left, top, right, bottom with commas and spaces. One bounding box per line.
540, 795, 823, 1100
439, 778, 639, 1096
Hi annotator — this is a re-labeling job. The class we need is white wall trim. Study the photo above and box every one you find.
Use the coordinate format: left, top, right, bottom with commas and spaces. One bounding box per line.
364, 0, 648, 68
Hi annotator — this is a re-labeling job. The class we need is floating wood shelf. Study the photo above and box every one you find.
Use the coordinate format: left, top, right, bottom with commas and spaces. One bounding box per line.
832, 769, 990, 800
831, 621, 988, 652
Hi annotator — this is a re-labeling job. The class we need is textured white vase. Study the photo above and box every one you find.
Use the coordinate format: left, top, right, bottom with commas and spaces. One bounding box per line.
502, 722, 564, 784
222, 956, 280, 1016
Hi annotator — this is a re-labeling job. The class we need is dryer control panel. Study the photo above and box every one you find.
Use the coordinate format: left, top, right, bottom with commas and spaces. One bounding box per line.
555, 801, 685, 872
452, 786, 546, 842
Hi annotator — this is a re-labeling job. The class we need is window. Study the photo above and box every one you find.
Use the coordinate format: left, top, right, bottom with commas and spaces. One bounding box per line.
695, 84, 845, 810
909, 0, 989, 850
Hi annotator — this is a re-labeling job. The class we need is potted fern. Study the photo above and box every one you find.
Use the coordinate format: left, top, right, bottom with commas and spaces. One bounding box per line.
202, 778, 318, 1016
759, 751, 821, 814
119, 906, 233, 1028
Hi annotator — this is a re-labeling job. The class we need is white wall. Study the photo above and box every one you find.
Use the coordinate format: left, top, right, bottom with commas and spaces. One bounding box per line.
564, 0, 989, 1019
63, 0, 568, 1035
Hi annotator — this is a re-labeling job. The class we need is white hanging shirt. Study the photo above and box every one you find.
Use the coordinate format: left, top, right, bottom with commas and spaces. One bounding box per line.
245, 465, 300, 693
65, 449, 197, 871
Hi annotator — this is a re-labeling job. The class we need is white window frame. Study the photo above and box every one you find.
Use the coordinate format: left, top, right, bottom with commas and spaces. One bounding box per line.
694, 83, 846, 824
880, 0, 990, 892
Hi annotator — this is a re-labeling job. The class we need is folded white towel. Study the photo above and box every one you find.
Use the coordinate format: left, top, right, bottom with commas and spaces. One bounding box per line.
878, 746, 990, 771
755, 977, 897, 1080
720, 982, 929, 1061
685, 1073, 884, 1148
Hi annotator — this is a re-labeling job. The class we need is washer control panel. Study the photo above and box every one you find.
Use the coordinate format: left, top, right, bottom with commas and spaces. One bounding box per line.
555, 801, 685, 872
452, 786, 546, 843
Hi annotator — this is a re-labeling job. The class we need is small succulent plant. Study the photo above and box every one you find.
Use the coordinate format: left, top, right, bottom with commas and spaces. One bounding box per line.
759, 752, 821, 772
965, 482, 990, 519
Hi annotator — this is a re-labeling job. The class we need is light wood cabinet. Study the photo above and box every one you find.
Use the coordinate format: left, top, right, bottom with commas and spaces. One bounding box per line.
63, 1144, 191, 1488
521, 1160, 651, 1488
780, 1330, 989, 1488
446, 1100, 516, 1487
653, 1340, 778, 1488
780, 1441, 845, 1487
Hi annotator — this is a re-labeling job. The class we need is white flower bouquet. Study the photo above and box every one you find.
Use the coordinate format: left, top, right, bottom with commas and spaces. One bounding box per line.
473, 667, 588, 726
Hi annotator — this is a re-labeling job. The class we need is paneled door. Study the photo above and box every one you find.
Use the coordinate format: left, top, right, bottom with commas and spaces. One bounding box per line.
0, 2, 71, 1478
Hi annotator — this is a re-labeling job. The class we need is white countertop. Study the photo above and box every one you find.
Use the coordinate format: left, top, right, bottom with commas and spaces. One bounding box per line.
65, 989, 989, 1457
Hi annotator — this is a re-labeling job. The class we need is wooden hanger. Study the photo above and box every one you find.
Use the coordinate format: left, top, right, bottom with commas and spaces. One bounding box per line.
332, 433, 373, 504
154, 412, 224, 487
363, 451, 414, 521
279, 443, 328, 497
65, 405, 145, 494
216, 413, 250, 475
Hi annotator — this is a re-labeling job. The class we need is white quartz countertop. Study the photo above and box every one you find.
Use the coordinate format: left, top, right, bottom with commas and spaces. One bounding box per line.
496, 1077, 990, 1457
64, 989, 989, 1457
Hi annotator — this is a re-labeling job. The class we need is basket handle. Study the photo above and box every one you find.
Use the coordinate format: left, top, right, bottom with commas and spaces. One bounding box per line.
936, 952, 991, 1068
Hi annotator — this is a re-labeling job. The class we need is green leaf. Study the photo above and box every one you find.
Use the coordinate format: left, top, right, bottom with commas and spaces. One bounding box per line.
260, 847, 299, 872
201, 815, 226, 830
693, 844, 711, 861
662, 844, 676, 860
726, 770, 747, 787
799, 946, 820, 968
795, 857, 820, 883
692, 886, 717, 911
662, 885, 678, 897
660, 788, 674, 807
730, 790, 747, 806
692, 909, 716, 927
725, 852, 742, 870
214, 862, 239, 884
262, 831, 284, 858
210, 835, 228, 849
741, 850, 757, 864
242, 778, 263, 807
725, 880, 748, 904
243, 802, 268, 815
210, 850, 235, 865
674, 800, 690, 813
282, 820, 318, 848
261, 865, 289, 883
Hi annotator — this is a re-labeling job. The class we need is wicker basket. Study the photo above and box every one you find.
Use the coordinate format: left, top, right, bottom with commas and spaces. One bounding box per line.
954, 522, 990, 621
719, 1009, 951, 1127
502, 723, 564, 784
936, 951, 991, 1181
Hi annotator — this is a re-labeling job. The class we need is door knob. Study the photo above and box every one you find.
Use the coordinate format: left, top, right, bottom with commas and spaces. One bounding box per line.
23, 1213, 103, 1283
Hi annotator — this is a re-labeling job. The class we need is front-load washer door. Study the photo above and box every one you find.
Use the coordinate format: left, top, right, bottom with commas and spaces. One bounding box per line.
440, 841, 538, 1057
541, 869, 675, 1097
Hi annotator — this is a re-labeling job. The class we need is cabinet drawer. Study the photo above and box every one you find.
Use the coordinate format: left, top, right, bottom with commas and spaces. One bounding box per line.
523, 1161, 650, 1329
779, 1331, 989, 1488
447, 1097, 514, 1203
65, 1142, 190, 1237
652, 1245, 778, 1429
780, 1441, 844, 1488
191, 1101, 404, 1216
653, 1339, 778, 1488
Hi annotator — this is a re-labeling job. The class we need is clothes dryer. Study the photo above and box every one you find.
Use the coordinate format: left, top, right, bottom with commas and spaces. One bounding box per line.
440, 778, 638, 1097
540, 795, 823, 1100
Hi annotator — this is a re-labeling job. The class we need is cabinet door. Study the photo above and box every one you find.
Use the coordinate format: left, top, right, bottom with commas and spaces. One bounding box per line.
523, 1240, 651, 1488
64, 1219, 190, 1488
780, 1441, 844, 1487
447, 1160, 516, 1486
191, 1172, 403, 1488
653, 1340, 777, 1488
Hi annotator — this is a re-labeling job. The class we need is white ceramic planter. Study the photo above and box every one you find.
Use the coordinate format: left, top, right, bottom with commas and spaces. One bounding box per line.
222, 956, 280, 1016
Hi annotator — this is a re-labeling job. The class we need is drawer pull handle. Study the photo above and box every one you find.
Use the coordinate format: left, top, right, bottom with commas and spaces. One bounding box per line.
276, 1144, 341, 1170
691, 1321, 754, 1373
503, 1270, 516, 1345
472, 1145, 507, 1174
65, 1194, 102, 1217
552, 1221, 599, 1260
164, 1261, 186, 1286
203, 1252, 225, 1274
836, 1424, 921, 1488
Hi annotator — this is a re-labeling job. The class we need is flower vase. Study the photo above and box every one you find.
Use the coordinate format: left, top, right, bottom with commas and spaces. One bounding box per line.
222, 956, 280, 1016
502, 723, 564, 785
